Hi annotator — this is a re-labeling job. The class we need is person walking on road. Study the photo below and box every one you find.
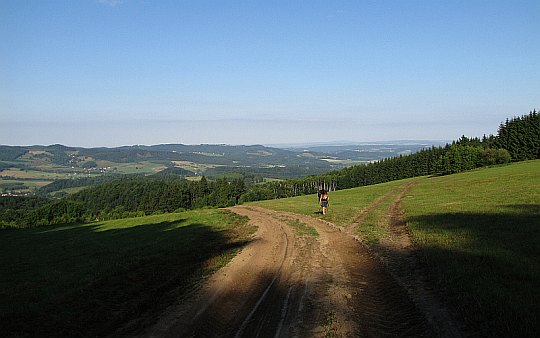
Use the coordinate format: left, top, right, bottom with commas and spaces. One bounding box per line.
319, 190, 329, 215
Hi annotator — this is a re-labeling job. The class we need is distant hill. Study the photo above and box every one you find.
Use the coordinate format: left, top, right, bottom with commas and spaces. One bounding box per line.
0, 142, 441, 195
0, 143, 333, 174
0, 143, 330, 195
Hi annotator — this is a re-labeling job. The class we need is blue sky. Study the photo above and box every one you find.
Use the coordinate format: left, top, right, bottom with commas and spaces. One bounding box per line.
1, 0, 538, 147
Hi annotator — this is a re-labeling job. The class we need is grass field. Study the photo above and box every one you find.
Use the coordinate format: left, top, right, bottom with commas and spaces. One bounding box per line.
403, 160, 540, 337
0, 167, 102, 194
284, 218, 319, 237
251, 178, 413, 228
252, 160, 540, 337
172, 160, 222, 174
0, 168, 73, 180
0, 209, 254, 337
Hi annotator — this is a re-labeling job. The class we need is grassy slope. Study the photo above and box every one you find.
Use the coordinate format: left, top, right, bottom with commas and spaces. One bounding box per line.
0, 209, 254, 337
251, 178, 412, 227
252, 160, 540, 337
403, 160, 540, 337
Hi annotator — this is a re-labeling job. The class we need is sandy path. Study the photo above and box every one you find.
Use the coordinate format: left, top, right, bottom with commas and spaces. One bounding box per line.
141, 205, 435, 337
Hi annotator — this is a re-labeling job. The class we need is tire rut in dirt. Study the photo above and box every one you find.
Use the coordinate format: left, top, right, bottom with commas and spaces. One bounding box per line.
144, 206, 298, 338
186, 273, 290, 338
294, 214, 431, 336
327, 226, 433, 337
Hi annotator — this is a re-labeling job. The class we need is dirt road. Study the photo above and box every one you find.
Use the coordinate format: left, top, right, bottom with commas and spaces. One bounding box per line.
142, 204, 445, 337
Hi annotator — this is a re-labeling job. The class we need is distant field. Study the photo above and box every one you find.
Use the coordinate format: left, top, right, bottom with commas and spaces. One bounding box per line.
0, 160, 170, 194
95, 160, 168, 174
172, 160, 223, 173
262, 177, 283, 183
0, 179, 51, 193
0, 168, 102, 194
252, 160, 540, 337
0, 209, 254, 337
0, 168, 72, 180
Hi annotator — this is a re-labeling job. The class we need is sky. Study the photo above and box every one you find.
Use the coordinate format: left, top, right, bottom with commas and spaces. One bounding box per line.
1, 0, 539, 147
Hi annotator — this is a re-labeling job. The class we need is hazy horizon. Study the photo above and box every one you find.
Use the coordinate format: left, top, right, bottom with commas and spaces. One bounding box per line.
2, 117, 489, 148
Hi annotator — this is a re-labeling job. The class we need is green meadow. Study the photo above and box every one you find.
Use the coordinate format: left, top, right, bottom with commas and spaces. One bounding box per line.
404, 160, 540, 337
251, 178, 412, 227
0, 209, 254, 337
253, 160, 540, 337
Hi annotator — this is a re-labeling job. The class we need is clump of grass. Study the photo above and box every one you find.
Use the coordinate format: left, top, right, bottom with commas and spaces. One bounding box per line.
286, 218, 319, 237
353, 185, 407, 244
322, 311, 340, 337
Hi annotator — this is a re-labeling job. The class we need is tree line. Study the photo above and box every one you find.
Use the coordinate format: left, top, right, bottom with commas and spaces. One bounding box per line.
492, 111, 540, 161
0, 175, 246, 228
1, 110, 538, 228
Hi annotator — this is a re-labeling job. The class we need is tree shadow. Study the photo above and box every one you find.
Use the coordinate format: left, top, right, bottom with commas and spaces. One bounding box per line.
175, 268, 433, 338
404, 204, 540, 337
0, 215, 252, 337
410, 204, 540, 255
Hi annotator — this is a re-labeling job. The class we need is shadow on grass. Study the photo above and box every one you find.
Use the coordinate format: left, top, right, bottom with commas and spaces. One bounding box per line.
407, 204, 540, 338
0, 215, 252, 337
179, 261, 432, 337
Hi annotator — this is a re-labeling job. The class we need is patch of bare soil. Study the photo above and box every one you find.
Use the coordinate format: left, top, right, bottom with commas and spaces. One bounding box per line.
141, 204, 439, 337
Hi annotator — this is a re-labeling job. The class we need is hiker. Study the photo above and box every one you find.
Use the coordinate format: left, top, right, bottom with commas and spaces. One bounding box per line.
319, 190, 329, 215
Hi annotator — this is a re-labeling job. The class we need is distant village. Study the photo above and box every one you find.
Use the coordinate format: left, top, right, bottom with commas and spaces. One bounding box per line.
1, 192, 33, 197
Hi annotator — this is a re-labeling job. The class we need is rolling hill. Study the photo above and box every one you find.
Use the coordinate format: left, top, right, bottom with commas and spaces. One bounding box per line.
0, 142, 442, 195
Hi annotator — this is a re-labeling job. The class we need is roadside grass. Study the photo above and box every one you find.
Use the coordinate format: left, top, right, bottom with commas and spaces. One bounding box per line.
403, 160, 540, 337
285, 218, 319, 237
355, 185, 409, 244
250, 178, 412, 227
0, 209, 254, 337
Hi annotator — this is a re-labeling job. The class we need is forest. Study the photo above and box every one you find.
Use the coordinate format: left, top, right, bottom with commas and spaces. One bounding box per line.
1, 110, 538, 228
